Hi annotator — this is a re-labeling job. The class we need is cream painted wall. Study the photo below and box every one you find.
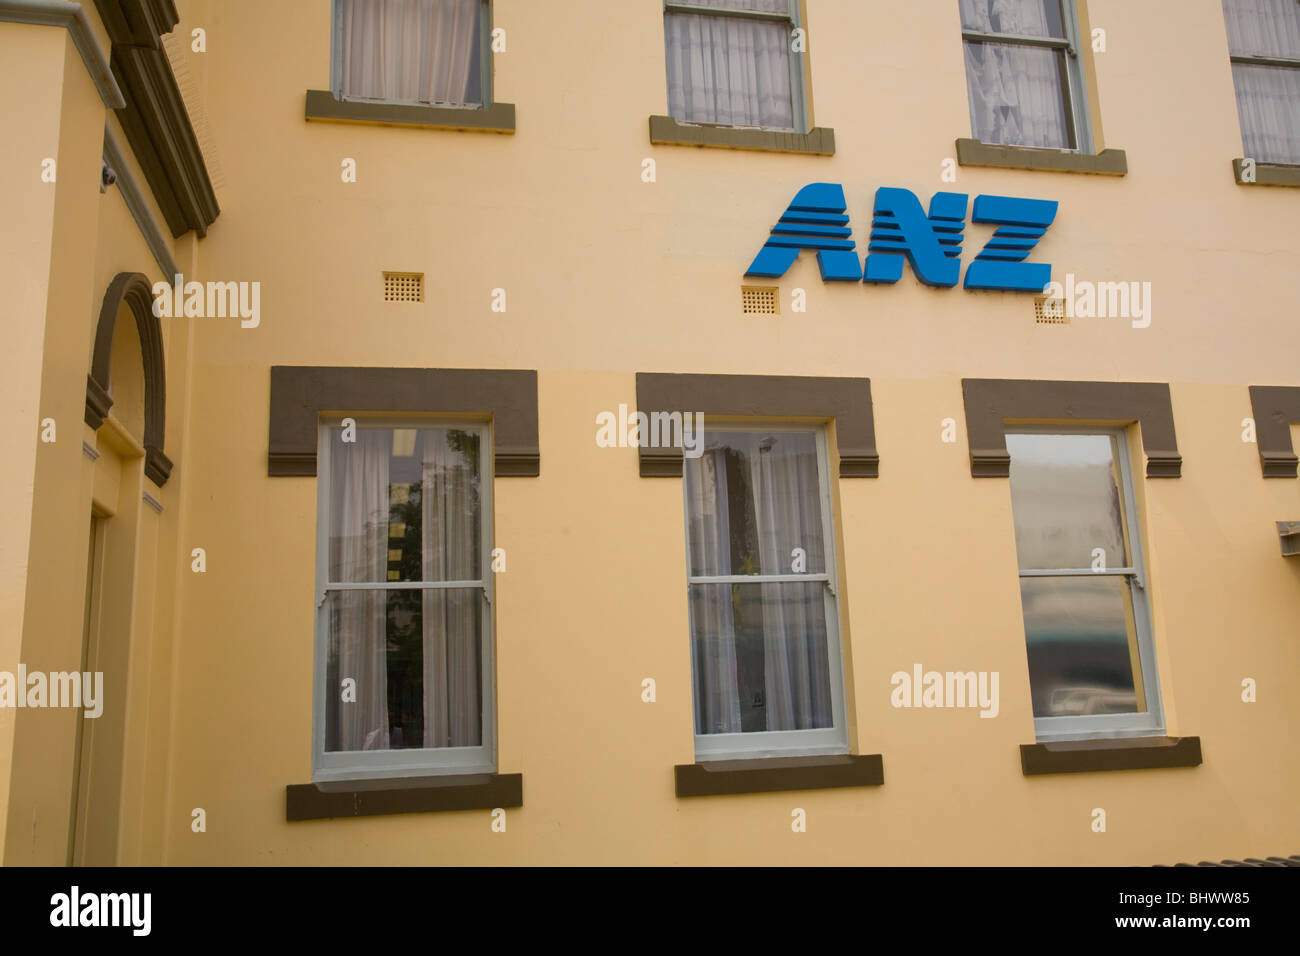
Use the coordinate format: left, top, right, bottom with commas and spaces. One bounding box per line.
150, 0, 1300, 864
2, 21, 122, 865
0, 21, 70, 863
5, 0, 1296, 864
0, 1, 200, 863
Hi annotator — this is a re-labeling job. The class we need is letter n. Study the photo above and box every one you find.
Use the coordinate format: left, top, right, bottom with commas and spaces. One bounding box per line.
745, 183, 862, 281
963, 194, 1059, 292
863, 188, 967, 287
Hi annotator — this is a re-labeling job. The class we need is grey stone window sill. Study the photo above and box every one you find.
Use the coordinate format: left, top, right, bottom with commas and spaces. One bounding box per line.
305, 90, 515, 133
955, 138, 1127, 175
1233, 158, 1300, 186
1278, 521, 1300, 557
1020, 736, 1201, 776
674, 754, 884, 797
650, 115, 835, 155
286, 773, 523, 821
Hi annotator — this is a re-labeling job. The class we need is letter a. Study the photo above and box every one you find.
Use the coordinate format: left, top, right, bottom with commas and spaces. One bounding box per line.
745, 183, 862, 281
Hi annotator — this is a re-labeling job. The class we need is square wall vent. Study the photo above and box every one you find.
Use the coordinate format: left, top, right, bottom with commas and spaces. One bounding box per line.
383, 271, 424, 302
742, 286, 779, 315
1034, 295, 1067, 324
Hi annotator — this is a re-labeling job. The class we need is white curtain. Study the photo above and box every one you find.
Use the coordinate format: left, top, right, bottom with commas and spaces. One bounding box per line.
336, 0, 482, 106
686, 433, 833, 736
330, 430, 391, 751
1223, 0, 1300, 163
749, 437, 830, 731
687, 449, 742, 734
960, 0, 1071, 148
665, 0, 795, 129
421, 432, 481, 748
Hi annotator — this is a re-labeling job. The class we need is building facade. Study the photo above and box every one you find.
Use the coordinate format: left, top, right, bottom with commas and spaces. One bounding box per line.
2, 0, 1298, 866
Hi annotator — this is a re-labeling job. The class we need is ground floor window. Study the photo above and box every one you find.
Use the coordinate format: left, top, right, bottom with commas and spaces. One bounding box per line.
683, 424, 849, 759
314, 419, 495, 780
1006, 427, 1165, 741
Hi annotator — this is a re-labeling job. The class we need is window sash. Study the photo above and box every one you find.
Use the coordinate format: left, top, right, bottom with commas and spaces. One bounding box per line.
682, 424, 849, 760
330, 0, 494, 110
662, 0, 808, 133
1006, 426, 1164, 742
312, 417, 496, 781
961, 0, 1094, 153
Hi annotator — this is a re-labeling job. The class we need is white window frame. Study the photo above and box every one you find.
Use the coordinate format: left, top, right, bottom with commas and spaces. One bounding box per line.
1223, 0, 1300, 165
683, 422, 850, 760
330, 0, 495, 110
960, 0, 1095, 153
1006, 425, 1165, 742
312, 416, 496, 782
663, 0, 810, 134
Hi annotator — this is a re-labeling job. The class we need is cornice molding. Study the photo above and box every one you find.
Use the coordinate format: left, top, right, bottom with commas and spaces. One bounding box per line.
268, 367, 541, 478
1248, 385, 1300, 478
960, 379, 1182, 479
634, 373, 878, 478
94, 0, 218, 238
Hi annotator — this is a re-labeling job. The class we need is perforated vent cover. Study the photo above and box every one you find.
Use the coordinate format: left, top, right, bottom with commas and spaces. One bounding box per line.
383, 272, 424, 302
741, 286, 779, 314
1034, 296, 1067, 324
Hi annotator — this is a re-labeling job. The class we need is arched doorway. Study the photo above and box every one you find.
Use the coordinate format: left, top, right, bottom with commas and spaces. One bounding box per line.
71, 272, 171, 865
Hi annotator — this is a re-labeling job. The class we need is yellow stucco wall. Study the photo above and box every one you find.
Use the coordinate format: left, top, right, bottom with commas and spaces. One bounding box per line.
3, 0, 1298, 865
0, 8, 193, 864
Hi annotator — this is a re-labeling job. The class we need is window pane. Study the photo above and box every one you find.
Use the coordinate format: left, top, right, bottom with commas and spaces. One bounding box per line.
1223, 0, 1300, 59
665, 12, 795, 128
1006, 433, 1129, 570
684, 430, 826, 577
1231, 63, 1300, 163
963, 41, 1073, 148
1019, 576, 1146, 718
323, 588, 483, 752
337, 0, 483, 106
328, 426, 481, 584
959, 0, 1065, 38
689, 581, 833, 735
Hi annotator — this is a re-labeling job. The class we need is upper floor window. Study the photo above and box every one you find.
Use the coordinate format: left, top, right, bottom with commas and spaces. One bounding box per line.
959, 0, 1093, 151
664, 0, 808, 133
332, 0, 491, 109
683, 425, 848, 760
1006, 429, 1164, 742
1222, 0, 1300, 164
314, 419, 495, 781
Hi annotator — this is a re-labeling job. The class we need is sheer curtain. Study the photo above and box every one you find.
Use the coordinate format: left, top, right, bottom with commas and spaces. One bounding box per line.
960, 0, 1071, 148
421, 432, 482, 748
1223, 0, 1300, 163
686, 432, 833, 737
749, 438, 831, 731
336, 0, 482, 106
687, 449, 742, 734
665, 0, 795, 129
330, 430, 391, 751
